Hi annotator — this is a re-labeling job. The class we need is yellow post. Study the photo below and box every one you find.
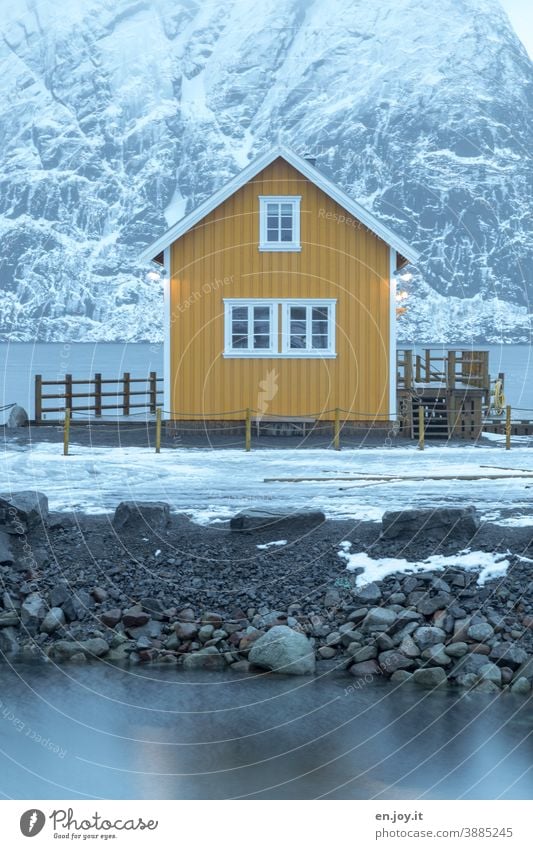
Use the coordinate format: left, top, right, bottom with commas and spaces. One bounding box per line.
245, 408, 251, 452
418, 405, 425, 450
505, 404, 511, 450
155, 407, 162, 454
334, 407, 341, 451
63, 407, 70, 456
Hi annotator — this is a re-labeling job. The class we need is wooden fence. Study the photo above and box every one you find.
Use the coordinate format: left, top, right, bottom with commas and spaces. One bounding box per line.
34, 372, 162, 423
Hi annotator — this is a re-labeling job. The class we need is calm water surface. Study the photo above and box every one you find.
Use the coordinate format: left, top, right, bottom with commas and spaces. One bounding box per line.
0, 664, 531, 800
1, 343, 532, 423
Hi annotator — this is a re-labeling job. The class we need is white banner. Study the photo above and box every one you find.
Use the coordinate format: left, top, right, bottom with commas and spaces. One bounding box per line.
2, 800, 530, 847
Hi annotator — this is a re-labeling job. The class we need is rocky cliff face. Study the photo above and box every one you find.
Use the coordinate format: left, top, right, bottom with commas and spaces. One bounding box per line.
0, 0, 531, 343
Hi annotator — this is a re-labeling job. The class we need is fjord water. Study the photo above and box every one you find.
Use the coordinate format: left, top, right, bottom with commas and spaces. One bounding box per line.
0, 664, 531, 800
1, 343, 533, 423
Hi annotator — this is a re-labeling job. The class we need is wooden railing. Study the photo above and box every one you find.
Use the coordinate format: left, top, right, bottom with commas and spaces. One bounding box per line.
34, 372, 162, 423
397, 349, 490, 392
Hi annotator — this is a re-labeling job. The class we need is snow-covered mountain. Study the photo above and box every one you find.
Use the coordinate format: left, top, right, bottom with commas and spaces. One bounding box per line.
0, 0, 531, 343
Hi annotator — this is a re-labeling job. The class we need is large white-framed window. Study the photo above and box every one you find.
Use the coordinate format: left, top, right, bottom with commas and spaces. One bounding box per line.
281, 301, 336, 357
224, 300, 278, 357
259, 196, 301, 251
223, 299, 336, 358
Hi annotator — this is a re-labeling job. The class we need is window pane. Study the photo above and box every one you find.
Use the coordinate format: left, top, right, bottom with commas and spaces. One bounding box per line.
290, 307, 306, 321
280, 229, 293, 241
254, 335, 270, 349
254, 321, 270, 335
290, 321, 306, 335
232, 320, 248, 335
267, 203, 279, 215
312, 335, 328, 349
267, 229, 279, 242
312, 320, 328, 335
232, 335, 248, 349
280, 215, 292, 228
254, 306, 270, 321
280, 203, 292, 215
267, 215, 279, 228
290, 335, 306, 349
312, 307, 329, 321
232, 307, 248, 321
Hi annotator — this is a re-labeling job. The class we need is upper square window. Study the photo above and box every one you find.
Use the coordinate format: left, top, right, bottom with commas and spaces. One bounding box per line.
259, 196, 301, 251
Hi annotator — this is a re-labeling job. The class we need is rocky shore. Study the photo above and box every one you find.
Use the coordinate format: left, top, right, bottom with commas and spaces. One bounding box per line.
1, 492, 532, 695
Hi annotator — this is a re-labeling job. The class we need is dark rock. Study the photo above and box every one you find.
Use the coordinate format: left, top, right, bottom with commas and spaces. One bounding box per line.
175, 621, 198, 640
49, 585, 71, 608
101, 609, 122, 628
230, 508, 325, 532
417, 593, 452, 616
112, 501, 170, 532
412, 667, 448, 688
63, 591, 94, 622
354, 582, 382, 603
413, 626, 446, 649
379, 650, 415, 674
91, 587, 108, 604
182, 647, 227, 671
381, 506, 479, 540
349, 659, 381, 677
122, 606, 151, 628
0, 531, 14, 565
0, 491, 49, 534
490, 643, 529, 670
0, 611, 19, 627
361, 608, 398, 632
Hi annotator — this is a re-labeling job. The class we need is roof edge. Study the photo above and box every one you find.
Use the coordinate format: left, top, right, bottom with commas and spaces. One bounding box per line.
138, 145, 420, 265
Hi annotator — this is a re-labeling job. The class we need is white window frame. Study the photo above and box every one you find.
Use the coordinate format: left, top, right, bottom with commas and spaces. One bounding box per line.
223, 299, 336, 359
259, 196, 301, 252
281, 300, 336, 358
224, 300, 278, 357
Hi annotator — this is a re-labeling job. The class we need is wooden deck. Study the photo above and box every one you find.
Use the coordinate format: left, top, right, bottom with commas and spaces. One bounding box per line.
397, 349, 495, 439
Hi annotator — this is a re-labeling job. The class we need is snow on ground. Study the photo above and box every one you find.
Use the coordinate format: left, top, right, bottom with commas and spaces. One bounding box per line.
256, 540, 287, 550
0, 441, 532, 525
339, 543, 512, 586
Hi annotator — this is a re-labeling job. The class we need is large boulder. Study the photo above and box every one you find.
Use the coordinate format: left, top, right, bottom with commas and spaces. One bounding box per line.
0, 491, 49, 534
248, 625, 316, 675
6, 404, 29, 428
230, 508, 325, 533
381, 506, 479, 540
411, 667, 448, 688
0, 531, 14, 565
112, 501, 171, 532
182, 647, 227, 671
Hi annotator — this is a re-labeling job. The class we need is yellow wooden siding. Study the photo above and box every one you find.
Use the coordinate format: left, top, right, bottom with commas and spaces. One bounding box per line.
169, 157, 391, 419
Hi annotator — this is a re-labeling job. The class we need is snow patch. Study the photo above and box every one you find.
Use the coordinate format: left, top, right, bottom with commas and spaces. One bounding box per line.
339, 543, 511, 587
257, 539, 287, 550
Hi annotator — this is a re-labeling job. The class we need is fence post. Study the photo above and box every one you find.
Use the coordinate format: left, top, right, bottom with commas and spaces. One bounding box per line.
334, 408, 341, 450
418, 405, 425, 450
63, 407, 70, 456
65, 374, 73, 412
149, 371, 157, 414
245, 408, 251, 452
35, 375, 42, 424
505, 405, 511, 450
95, 373, 102, 417
155, 407, 162, 453
123, 372, 130, 416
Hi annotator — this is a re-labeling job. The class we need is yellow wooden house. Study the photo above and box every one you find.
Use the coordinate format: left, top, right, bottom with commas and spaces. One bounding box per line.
140, 146, 419, 429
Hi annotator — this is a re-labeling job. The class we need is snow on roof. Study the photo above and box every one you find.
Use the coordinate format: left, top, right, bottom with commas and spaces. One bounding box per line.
139, 145, 420, 265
